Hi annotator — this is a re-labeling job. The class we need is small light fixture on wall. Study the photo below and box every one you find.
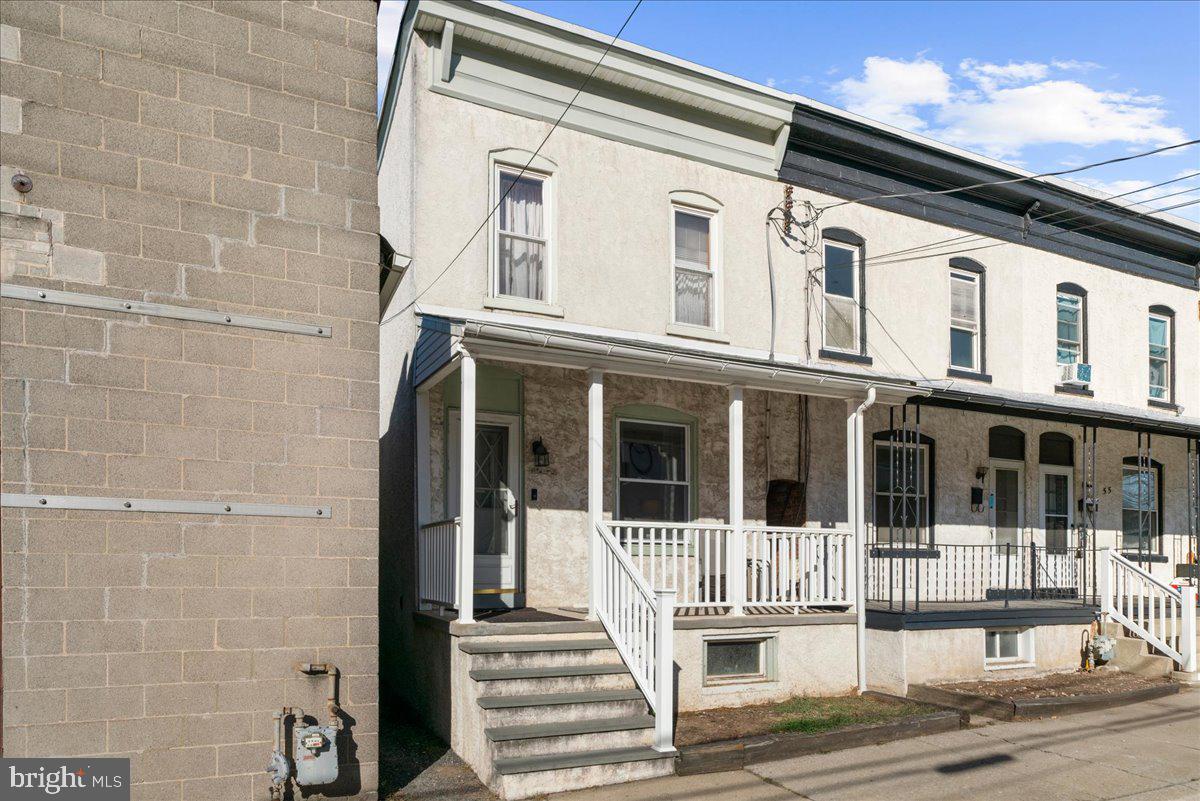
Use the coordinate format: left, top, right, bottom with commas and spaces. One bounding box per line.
531, 438, 550, 468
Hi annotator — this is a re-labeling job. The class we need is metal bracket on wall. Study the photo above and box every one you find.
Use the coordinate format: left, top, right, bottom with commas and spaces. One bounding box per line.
1, 494, 332, 519
1, 284, 332, 338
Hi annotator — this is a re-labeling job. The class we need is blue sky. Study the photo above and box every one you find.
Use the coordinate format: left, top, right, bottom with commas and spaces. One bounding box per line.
378, 1, 1200, 221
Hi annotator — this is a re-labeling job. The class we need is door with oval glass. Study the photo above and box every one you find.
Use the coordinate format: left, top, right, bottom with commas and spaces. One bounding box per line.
449, 411, 521, 608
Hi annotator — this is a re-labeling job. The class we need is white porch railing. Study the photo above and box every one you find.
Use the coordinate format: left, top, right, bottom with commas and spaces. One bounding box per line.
418, 517, 460, 609
611, 521, 852, 610
610, 522, 731, 608
1102, 548, 1197, 674
746, 527, 852, 607
594, 521, 675, 752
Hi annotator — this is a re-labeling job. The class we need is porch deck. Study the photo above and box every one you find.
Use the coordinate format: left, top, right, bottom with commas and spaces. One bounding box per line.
866, 597, 1099, 630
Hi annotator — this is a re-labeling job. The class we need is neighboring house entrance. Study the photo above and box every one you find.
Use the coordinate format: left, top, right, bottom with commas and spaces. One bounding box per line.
450, 412, 522, 607
990, 461, 1024, 548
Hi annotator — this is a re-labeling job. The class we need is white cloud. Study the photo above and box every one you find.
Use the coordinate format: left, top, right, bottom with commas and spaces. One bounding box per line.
832, 57, 950, 130
1071, 172, 1200, 221
831, 56, 1188, 160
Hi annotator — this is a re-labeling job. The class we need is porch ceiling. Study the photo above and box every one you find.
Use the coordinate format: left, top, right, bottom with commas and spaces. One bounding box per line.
416, 306, 926, 404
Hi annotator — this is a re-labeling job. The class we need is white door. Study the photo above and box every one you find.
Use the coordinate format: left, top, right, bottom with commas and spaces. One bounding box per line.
1039, 466, 1075, 591
989, 461, 1024, 548
448, 412, 520, 601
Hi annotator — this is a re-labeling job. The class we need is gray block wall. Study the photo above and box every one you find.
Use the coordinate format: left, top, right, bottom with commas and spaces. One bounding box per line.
0, 2, 379, 798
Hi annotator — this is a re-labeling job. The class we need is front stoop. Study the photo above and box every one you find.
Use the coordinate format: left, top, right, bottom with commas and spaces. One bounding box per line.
1103, 622, 1176, 677
460, 634, 675, 799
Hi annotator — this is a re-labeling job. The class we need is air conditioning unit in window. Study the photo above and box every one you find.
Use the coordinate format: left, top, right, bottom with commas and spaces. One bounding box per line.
1060, 362, 1093, 386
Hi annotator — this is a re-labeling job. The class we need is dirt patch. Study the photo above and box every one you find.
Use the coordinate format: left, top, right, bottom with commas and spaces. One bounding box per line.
675, 694, 938, 747
939, 670, 1173, 700
380, 711, 498, 801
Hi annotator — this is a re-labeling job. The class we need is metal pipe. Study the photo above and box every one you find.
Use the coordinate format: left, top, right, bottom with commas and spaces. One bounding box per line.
852, 387, 877, 694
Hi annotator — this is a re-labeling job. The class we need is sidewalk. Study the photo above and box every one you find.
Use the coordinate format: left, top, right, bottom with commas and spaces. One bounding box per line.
546, 691, 1200, 801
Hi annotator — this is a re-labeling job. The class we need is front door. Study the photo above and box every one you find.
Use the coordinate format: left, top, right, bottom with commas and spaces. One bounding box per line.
990, 461, 1024, 548
1039, 466, 1073, 552
449, 412, 520, 606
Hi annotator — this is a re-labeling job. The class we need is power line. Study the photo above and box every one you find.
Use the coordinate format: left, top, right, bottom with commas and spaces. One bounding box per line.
816, 139, 1200, 211
840, 172, 1200, 268
382, 0, 643, 327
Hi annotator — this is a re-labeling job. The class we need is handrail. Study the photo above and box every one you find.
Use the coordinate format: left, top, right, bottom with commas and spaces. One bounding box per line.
593, 521, 676, 752
1103, 549, 1196, 673
613, 519, 733, 530
745, 525, 852, 535
419, 516, 461, 530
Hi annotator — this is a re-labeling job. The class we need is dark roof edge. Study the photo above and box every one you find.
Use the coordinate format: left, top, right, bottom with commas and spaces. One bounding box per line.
783, 105, 1200, 289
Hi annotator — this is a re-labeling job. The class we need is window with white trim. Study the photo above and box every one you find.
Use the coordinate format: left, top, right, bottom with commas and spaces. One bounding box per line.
949, 270, 980, 370
984, 627, 1034, 668
617, 419, 690, 522
494, 166, 549, 302
1056, 291, 1083, 366
1148, 312, 1171, 401
823, 242, 860, 352
672, 207, 717, 329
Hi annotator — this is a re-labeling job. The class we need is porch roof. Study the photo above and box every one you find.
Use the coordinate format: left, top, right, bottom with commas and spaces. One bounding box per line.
920, 383, 1200, 438
415, 305, 928, 404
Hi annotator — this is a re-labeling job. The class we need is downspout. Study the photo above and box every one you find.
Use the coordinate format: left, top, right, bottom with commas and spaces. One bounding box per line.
765, 219, 778, 362
853, 387, 877, 694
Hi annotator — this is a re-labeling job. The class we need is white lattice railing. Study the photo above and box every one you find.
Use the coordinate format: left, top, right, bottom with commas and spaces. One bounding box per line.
418, 517, 460, 609
610, 522, 731, 608
1102, 549, 1197, 673
593, 521, 675, 751
745, 527, 851, 607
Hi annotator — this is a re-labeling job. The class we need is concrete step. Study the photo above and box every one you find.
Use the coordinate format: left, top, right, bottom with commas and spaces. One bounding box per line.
494, 745, 672, 776
488, 715, 656, 760
460, 638, 615, 655
478, 688, 644, 710
482, 697, 649, 727
470, 664, 630, 681
471, 667, 635, 696
1104, 629, 1175, 677
495, 748, 675, 800
468, 648, 623, 670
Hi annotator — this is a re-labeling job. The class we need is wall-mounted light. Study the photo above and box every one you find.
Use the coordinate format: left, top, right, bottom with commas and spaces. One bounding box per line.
531, 438, 550, 468
975, 466, 988, 481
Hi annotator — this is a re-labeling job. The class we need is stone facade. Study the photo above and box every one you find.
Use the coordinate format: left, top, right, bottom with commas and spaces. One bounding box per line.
0, 2, 379, 798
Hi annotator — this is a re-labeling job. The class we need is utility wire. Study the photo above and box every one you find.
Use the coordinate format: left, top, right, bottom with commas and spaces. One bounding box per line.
842, 172, 1200, 268
816, 138, 1200, 211
382, 0, 643, 327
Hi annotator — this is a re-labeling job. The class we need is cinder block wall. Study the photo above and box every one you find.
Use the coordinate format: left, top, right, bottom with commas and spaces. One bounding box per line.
0, 2, 379, 798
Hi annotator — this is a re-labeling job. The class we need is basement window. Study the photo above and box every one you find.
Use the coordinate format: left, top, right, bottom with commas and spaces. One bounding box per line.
984, 627, 1034, 670
703, 634, 776, 685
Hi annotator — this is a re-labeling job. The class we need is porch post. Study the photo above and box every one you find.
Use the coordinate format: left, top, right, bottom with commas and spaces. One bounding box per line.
729, 386, 745, 616
415, 388, 432, 610
588, 368, 604, 619
457, 351, 476, 624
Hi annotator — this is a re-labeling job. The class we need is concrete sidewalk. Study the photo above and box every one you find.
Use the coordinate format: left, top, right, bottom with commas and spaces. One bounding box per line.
547, 690, 1200, 801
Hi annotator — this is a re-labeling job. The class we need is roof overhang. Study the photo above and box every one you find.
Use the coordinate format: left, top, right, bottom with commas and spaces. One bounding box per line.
415, 305, 927, 405
920, 385, 1200, 438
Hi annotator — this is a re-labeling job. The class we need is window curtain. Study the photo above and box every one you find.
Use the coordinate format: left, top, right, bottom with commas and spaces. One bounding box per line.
498, 172, 545, 300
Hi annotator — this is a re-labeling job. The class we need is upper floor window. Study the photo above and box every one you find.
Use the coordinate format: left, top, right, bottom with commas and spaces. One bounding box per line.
495, 167, 549, 301
1148, 306, 1174, 404
672, 207, 717, 329
821, 229, 866, 360
948, 258, 986, 375
1055, 286, 1085, 367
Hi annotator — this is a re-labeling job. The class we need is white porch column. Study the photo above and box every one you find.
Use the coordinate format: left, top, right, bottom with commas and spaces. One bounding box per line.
587, 368, 604, 619
457, 351, 476, 624
728, 386, 745, 616
415, 389, 432, 610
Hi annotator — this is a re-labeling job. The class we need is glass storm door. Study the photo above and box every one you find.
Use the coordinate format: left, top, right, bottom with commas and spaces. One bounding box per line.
1040, 467, 1073, 553
449, 413, 520, 602
990, 463, 1023, 548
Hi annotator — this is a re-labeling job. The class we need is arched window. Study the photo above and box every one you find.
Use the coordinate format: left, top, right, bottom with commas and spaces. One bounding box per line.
988, 425, 1024, 461
819, 228, 870, 365
1148, 305, 1175, 407
948, 258, 987, 378
1121, 456, 1163, 554
1039, 432, 1074, 466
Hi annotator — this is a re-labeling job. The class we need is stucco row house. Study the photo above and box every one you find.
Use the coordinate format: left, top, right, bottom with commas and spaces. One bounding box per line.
378, 2, 1199, 797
